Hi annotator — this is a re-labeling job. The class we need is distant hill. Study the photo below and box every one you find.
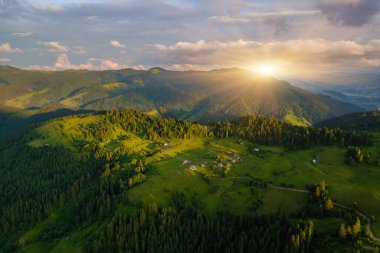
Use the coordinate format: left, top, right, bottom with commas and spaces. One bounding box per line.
317, 110, 380, 131
0, 66, 362, 135
290, 73, 380, 110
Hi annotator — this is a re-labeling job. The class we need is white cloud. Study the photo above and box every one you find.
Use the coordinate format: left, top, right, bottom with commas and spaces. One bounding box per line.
38, 41, 68, 53
110, 40, 126, 48
33, 3, 64, 13
154, 38, 380, 74
51, 54, 133, 70
12, 32, 33, 37
245, 10, 321, 18
0, 57, 11, 62
209, 10, 320, 24
100, 59, 122, 70
0, 43, 23, 53
208, 16, 250, 24
131, 65, 147, 70
54, 53, 93, 70
25, 65, 56, 71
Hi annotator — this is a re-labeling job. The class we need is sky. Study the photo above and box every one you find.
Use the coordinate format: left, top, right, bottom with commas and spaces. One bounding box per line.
1, 0, 380, 78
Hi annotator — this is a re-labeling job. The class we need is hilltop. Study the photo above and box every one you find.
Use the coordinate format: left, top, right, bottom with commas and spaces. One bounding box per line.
0, 66, 361, 136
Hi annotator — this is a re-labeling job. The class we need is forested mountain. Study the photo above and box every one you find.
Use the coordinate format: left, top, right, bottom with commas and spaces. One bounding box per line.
1, 108, 378, 252
290, 73, 380, 111
0, 66, 361, 136
318, 110, 380, 131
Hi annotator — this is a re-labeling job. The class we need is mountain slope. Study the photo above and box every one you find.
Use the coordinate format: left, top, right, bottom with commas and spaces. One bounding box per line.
318, 110, 380, 131
290, 73, 380, 110
0, 66, 361, 129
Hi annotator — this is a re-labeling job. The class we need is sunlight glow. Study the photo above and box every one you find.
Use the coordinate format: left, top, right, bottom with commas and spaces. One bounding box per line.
253, 64, 277, 76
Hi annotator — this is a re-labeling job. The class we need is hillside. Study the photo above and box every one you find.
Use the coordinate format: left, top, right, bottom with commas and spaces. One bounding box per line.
1, 109, 379, 252
318, 110, 380, 131
290, 73, 380, 110
0, 66, 362, 136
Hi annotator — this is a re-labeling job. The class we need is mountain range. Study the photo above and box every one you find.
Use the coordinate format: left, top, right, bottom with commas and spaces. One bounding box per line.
290, 73, 380, 111
0, 66, 362, 136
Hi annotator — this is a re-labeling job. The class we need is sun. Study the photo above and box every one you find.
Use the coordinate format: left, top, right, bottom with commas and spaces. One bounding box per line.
252, 64, 277, 76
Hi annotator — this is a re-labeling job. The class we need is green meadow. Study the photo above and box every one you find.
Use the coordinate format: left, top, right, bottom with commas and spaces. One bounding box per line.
24, 114, 380, 245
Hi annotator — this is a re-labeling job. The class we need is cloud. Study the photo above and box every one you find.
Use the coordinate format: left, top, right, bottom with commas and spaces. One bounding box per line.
0, 0, 24, 17
0, 57, 11, 62
263, 18, 291, 35
208, 16, 250, 24
72, 46, 86, 55
153, 39, 380, 73
38, 41, 68, 53
0, 42, 23, 53
51, 54, 132, 70
25, 65, 55, 71
244, 10, 320, 18
227, 6, 242, 17
12, 32, 33, 37
110, 40, 126, 48
317, 0, 380, 26
32, 3, 64, 13
209, 10, 320, 24
99, 59, 123, 70
54, 53, 92, 70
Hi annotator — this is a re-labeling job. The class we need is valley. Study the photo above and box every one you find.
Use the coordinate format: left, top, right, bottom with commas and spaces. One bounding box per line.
1, 109, 379, 252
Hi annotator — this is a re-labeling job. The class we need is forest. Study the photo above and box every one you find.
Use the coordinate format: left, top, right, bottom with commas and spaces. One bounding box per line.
0, 109, 379, 252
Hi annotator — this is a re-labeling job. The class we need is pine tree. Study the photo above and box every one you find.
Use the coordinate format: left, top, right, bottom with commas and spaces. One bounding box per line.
324, 198, 334, 210
338, 224, 347, 239
346, 225, 352, 238
315, 185, 321, 198
352, 216, 361, 236
320, 180, 326, 193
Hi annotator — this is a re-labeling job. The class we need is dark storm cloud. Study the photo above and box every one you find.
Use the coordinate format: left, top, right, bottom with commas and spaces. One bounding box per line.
317, 0, 380, 26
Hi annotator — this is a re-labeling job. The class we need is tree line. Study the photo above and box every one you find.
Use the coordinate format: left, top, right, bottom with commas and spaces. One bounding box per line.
212, 115, 373, 150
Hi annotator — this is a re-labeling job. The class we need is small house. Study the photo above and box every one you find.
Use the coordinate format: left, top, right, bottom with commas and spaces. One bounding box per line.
189, 165, 197, 171
254, 148, 260, 152
200, 163, 205, 168
182, 160, 189, 165
312, 159, 317, 164
218, 162, 224, 168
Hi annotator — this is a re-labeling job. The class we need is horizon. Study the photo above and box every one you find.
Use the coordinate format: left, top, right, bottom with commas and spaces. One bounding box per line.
1, 0, 380, 80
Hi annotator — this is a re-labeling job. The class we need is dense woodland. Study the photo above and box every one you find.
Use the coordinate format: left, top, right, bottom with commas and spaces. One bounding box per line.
0, 109, 378, 252
87, 194, 314, 253
213, 115, 372, 150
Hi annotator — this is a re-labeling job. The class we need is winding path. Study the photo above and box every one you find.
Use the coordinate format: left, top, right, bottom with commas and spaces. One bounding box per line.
211, 176, 380, 241
267, 183, 380, 241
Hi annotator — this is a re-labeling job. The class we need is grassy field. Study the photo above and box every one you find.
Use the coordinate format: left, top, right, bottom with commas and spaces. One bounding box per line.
129, 138, 308, 215
26, 114, 380, 237
127, 135, 380, 235
217, 135, 380, 235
